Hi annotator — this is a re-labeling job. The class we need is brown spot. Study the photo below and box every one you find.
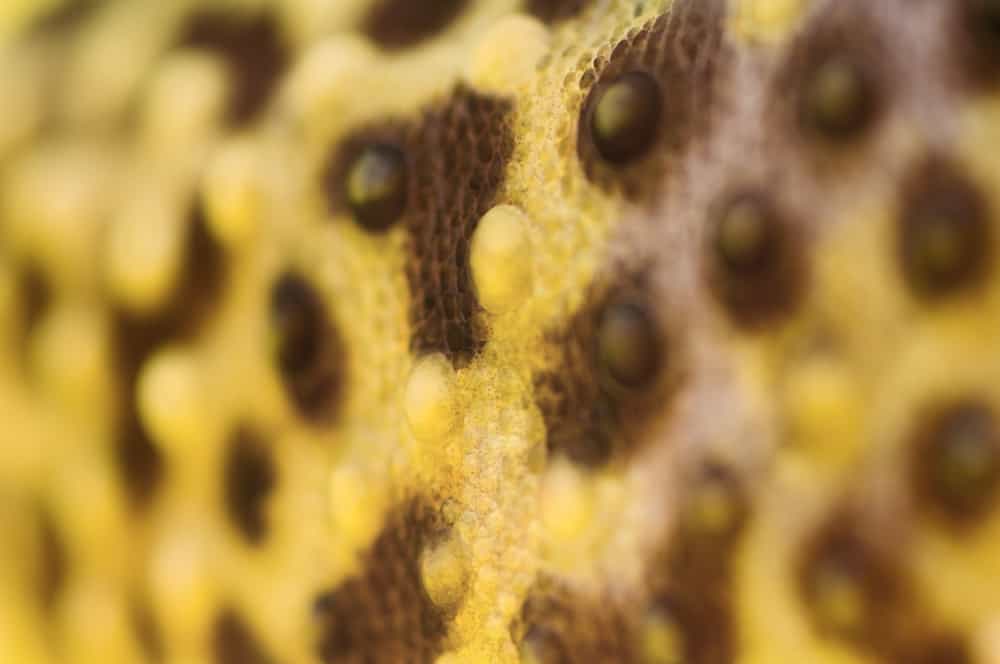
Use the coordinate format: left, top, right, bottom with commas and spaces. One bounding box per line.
524, 0, 592, 25
910, 399, 1000, 528
37, 508, 67, 614
535, 273, 680, 467
577, 0, 728, 201
894, 633, 973, 664
898, 156, 993, 300
176, 9, 290, 127
776, 0, 886, 151
313, 499, 448, 664
223, 427, 277, 546
955, 0, 1000, 89
28, 0, 97, 35
15, 262, 50, 377
213, 609, 275, 664
518, 579, 638, 663
111, 204, 228, 510
323, 126, 409, 234
706, 190, 808, 330
646, 465, 749, 664
132, 598, 164, 664
269, 271, 345, 424
798, 511, 907, 650
363, 0, 469, 51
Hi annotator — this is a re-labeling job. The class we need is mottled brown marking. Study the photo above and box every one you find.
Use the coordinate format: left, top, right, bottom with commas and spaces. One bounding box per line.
909, 399, 1000, 529
111, 204, 228, 510
269, 271, 345, 424
577, 0, 728, 201
313, 499, 448, 664
524, 0, 593, 24
213, 609, 275, 664
177, 9, 290, 127
363, 0, 469, 51
705, 189, 808, 330
518, 579, 639, 664
897, 156, 993, 300
223, 427, 277, 546
534, 272, 681, 467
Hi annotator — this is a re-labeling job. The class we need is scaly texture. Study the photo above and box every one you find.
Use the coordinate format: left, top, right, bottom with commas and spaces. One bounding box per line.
1, 1, 1000, 663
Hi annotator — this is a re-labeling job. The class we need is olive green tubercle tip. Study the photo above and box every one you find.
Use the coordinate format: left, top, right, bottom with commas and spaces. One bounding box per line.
802, 56, 870, 138
597, 300, 660, 389
911, 216, 967, 285
346, 144, 407, 232
811, 563, 867, 634
591, 70, 662, 164
716, 198, 770, 272
935, 407, 998, 506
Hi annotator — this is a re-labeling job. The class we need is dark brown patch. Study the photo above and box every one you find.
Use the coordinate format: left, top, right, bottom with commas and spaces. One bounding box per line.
223, 427, 277, 546
524, 0, 592, 24
28, 0, 97, 35
518, 580, 639, 663
324, 87, 512, 364
176, 9, 290, 127
577, 0, 728, 201
645, 465, 749, 664
797, 508, 972, 661
705, 189, 808, 330
269, 271, 345, 424
955, 0, 1000, 89
213, 609, 275, 664
897, 156, 993, 300
37, 508, 67, 613
15, 262, 50, 377
362, 0, 469, 51
111, 204, 228, 510
909, 399, 1000, 528
776, 0, 886, 152
313, 499, 448, 664
534, 272, 680, 467
132, 598, 165, 663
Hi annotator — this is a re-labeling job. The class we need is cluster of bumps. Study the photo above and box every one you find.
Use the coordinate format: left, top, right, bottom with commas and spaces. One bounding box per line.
1, 0, 1000, 662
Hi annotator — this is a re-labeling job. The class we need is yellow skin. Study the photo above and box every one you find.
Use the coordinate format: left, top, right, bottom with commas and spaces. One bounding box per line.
1, 1, 1000, 663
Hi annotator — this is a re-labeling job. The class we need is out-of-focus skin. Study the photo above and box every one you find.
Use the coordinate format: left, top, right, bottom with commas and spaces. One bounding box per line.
1, 1, 1000, 663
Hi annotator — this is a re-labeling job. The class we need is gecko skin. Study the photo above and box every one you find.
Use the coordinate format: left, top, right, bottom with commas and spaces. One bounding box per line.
1, 0, 1000, 663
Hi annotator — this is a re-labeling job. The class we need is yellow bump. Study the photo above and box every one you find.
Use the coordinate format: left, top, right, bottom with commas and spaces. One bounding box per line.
784, 357, 862, 473
687, 479, 738, 536
137, 347, 207, 454
811, 564, 866, 634
31, 304, 112, 418
203, 138, 261, 250
54, 459, 129, 573
282, 35, 375, 139
731, 0, 808, 45
140, 52, 228, 157
328, 465, 388, 549
57, 580, 145, 664
976, 616, 1000, 664
421, 537, 470, 609
541, 460, 594, 544
148, 528, 217, 647
640, 608, 685, 664
466, 14, 551, 96
105, 185, 186, 315
405, 353, 457, 443
470, 205, 533, 314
